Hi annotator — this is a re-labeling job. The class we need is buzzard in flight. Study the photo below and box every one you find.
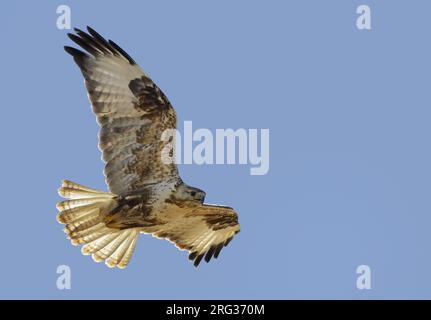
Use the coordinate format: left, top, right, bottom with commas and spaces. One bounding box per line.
57, 27, 240, 268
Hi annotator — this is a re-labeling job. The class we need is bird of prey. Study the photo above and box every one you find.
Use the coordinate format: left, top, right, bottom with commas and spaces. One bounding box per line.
57, 27, 240, 268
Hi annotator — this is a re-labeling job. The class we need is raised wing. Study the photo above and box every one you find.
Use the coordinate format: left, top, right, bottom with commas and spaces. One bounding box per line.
147, 204, 240, 267
64, 27, 179, 195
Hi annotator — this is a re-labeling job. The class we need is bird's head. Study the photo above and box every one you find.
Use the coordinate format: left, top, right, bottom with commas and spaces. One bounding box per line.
175, 183, 206, 204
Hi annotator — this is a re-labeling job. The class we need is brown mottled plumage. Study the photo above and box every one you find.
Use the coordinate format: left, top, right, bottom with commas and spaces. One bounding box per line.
57, 27, 240, 268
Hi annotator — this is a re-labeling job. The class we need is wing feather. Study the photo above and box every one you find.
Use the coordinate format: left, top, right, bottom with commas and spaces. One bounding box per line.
65, 26, 179, 195
147, 204, 240, 267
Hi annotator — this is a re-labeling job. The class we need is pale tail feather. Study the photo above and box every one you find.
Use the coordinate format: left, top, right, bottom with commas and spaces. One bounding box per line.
57, 180, 140, 269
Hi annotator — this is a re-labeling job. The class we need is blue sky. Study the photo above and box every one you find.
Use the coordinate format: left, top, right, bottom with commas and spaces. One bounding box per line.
0, 1, 430, 299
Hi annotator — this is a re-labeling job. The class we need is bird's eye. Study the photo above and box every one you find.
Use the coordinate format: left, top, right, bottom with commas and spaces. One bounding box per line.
190, 191, 196, 197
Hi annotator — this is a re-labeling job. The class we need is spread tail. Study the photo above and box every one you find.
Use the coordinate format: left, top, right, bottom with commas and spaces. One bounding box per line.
57, 180, 139, 269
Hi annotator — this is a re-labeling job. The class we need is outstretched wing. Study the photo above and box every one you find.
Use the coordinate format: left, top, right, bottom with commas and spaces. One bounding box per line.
64, 27, 179, 195
147, 204, 240, 267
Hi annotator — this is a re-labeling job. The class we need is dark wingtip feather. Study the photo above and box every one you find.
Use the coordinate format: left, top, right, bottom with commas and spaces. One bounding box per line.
108, 39, 136, 65
74, 28, 108, 54
214, 243, 224, 259
87, 26, 136, 64
189, 251, 197, 261
86, 26, 102, 38
194, 254, 204, 267
86, 26, 117, 52
66, 26, 136, 66
87, 26, 113, 47
224, 236, 233, 247
64, 46, 87, 59
204, 246, 216, 263
67, 33, 99, 56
